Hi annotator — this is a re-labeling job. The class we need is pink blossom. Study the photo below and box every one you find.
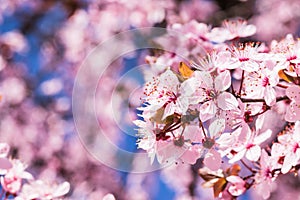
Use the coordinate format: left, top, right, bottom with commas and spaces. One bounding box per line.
155, 125, 203, 164
142, 69, 192, 120
1, 77, 27, 105
243, 60, 279, 106
277, 121, 300, 173
270, 35, 300, 76
0, 31, 28, 53
254, 149, 278, 199
225, 43, 262, 72
202, 119, 226, 171
134, 119, 157, 163
226, 175, 246, 196
192, 70, 238, 122
1, 160, 33, 194
228, 123, 272, 163
252, 1, 300, 41
222, 19, 256, 40
220, 99, 261, 130
203, 148, 222, 171
207, 19, 256, 43
16, 180, 70, 200
192, 50, 232, 72
170, 0, 218, 24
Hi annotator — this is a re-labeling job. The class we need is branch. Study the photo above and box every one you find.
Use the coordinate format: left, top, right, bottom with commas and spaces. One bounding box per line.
238, 70, 245, 96
240, 96, 289, 103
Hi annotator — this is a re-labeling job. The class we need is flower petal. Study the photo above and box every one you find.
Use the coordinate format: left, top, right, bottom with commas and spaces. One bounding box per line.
217, 92, 239, 110
286, 85, 300, 101
215, 70, 231, 92
264, 86, 276, 106
53, 182, 71, 197
181, 146, 201, 164
0, 143, 10, 158
246, 145, 261, 161
209, 118, 225, 138
160, 69, 180, 91
285, 101, 300, 122
253, 129, 272, 145
203, 149, 222, 171
200, 101, 217, 122
194, 71, 214, 89
281, 153, 297, 174
229, 149, 246, 163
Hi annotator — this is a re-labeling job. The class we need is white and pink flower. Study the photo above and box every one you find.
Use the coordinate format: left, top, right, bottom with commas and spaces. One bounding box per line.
192, 70, 238, 122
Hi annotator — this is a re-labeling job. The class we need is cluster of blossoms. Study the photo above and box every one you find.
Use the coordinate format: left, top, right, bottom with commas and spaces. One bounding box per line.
0, 143, 70, 199
3, 0, 300, 199
135, 19, 300, 199
0, 0, 214, 198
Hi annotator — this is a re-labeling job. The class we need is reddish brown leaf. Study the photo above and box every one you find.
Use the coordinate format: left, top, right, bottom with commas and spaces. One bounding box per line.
213, 177, 227, 198
278, 69, 294, 83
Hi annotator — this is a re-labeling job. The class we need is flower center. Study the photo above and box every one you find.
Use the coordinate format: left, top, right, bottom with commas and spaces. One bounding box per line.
293, 143, 299, 153
262, 77, 269, 87
264, 168, 272, 178
206, 89, 217, 100
246, 143, 255, 150
287, 55, 297, 61
239, 57, 249, 62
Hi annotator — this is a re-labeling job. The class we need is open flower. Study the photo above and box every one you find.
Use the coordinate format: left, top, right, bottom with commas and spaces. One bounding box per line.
201, 118, 226, 171
15, 180, 70, 200
254, 149, 278, 199
226, 175, 246, 196
155, 125, 203, 165
206, 19, 256, 43
142, 69, 194, 120
243, 60, 279, 106
222, 19, 256, 40
192, 70, 238, 122
1, 160, 33, 194
226, 43, 262, 72
277, 121, 300, 174
228, 122, 272, 163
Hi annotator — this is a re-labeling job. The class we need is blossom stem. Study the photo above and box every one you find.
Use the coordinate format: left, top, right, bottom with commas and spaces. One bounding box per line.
243, 174, 255, 180
167, 124, 182, 132
170, 131, 176, 138
231, 83, 236, 97
240, 96, 289, 103
251, 104, 270, 118
271, 163, 300, 176
246, 179, 255, 189
238, 70, 245, 96
198, 119, 207, 138
180, 126, 186, 137
276, 83, 288, 89
163, 121, 181, 133
240, 159, 255, 173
